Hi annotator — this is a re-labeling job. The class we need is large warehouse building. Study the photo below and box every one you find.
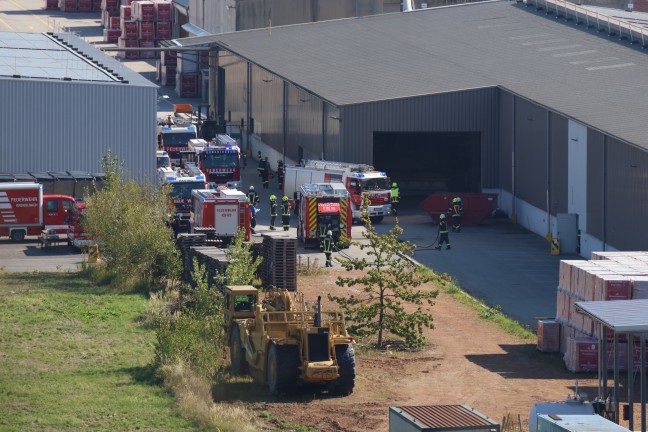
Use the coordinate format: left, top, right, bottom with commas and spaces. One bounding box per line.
0, 31, 157, 182
168, 0, 648, 257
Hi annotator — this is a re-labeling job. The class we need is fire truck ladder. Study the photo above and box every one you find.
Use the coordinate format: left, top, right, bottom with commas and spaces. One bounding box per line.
302, 159, 375, 173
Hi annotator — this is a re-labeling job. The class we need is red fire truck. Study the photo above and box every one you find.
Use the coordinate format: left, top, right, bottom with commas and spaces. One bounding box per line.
158, 123, 198, 166
66, 200, 93, 249
190, 188, 250, 244
158, 163, 206, 234
0, 183, 74, 241
185, 135, 242, 190
297, 182, 352, 246
284, 159, 391, 223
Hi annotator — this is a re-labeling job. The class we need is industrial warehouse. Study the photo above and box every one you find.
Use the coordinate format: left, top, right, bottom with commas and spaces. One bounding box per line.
0, 31, 157, 181
166, 0, 648, 256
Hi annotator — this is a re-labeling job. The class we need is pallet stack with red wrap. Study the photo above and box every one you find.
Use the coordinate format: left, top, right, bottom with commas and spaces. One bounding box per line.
547, 251, 648, 372
158, 49, 176, 86
100, 0, 120, 41
45, 0, 59, 10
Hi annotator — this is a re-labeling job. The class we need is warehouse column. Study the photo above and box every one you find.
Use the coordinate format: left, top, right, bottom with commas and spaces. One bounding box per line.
208, 46, 218, 120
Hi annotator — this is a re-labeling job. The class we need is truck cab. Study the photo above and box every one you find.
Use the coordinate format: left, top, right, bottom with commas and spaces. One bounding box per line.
66, 200, 93, 249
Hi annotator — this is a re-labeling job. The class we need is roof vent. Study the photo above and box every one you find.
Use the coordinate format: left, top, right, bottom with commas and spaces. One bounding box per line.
63, 77, 72, 81
121, 80, 129, 84
12, 74, 21, 78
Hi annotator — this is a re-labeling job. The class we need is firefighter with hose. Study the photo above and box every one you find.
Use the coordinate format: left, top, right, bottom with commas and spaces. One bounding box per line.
435, 213, 451, 250
281, 195, 291, 231
448, 197, 464, 232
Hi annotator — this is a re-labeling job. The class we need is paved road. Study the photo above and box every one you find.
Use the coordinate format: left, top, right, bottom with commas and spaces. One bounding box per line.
0, 1, 577, 329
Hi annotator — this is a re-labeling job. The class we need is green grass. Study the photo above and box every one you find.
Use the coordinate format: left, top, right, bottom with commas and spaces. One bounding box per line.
0, 271, 200, 432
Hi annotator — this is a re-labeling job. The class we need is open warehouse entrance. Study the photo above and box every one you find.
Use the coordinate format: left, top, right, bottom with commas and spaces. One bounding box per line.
373, 132, 481, 197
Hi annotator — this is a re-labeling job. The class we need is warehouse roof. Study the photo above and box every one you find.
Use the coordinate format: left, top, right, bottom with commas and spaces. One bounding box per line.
0, 31, 154, 87
170, 0, 648, 149
575, 299, 648, 332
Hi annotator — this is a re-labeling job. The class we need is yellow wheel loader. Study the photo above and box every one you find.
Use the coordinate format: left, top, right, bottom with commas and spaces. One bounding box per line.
224, 285, 356, 395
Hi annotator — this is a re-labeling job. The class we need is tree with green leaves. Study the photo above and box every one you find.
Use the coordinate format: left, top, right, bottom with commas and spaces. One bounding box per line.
83, 150, 180, 285
328, 216, 438, 349
215, 228, 263, 288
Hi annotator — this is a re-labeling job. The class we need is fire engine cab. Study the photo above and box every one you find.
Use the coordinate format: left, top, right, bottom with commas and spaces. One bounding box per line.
157, 121, 198, 166
181, 136, 242, 190
284, 159, 392, 223
297, 182, 352, 246
190, 188, 250, 245
158, 163, 206, 234
66, 200, 93, 249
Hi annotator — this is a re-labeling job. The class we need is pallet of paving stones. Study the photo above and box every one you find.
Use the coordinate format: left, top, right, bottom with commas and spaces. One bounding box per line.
260, 233, 297, 291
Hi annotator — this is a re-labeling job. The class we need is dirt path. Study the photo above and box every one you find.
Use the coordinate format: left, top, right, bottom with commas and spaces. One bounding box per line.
238, 269, 600, 432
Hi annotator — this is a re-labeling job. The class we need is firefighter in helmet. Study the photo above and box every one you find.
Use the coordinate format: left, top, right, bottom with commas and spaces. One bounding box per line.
321, 230, 334, 267
269, 195, 278, 230
281, 195, 291, 231
435, 213, 451, 250
448, 196, 464, 233
391, 182, 400, 216
247, 185, 259, 206
260, 157, 270, 189
250, 203, 257, 234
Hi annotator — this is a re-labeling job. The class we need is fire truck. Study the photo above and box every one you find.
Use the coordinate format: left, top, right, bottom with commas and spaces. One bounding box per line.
190, 188, 250, 245
156, 150, 171, 169
296, 182, 352, 246
0, 183, 74, 241
158, 163, 206, 234
66, 200, 93, 249
184, 136, 242, 190
157, 122, 198, 166
284, 159, 392, 223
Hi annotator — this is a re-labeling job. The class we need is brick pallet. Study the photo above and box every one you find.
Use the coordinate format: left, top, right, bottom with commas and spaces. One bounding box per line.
261, 233, 297, 291
547, 251, 648, 372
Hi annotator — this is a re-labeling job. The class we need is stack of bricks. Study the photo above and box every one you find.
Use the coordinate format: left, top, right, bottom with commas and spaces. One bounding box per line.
101, 0, 121, 42
549, 251, 648, 372
175, 49, 199, 97
116, 0, 172, 60
117, 1, 138, 60
260, 233, 297, 291
56, 0, 100, 12
157, 50, 177, 87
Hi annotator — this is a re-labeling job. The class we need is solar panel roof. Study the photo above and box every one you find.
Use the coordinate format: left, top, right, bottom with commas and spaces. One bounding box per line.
0, 31, 154, 86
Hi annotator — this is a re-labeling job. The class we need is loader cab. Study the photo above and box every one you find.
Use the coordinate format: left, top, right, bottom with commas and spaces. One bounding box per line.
224, 286, 257, 324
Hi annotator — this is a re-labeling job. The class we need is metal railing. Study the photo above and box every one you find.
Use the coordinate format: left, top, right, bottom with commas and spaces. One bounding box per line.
524, 0, 648, 47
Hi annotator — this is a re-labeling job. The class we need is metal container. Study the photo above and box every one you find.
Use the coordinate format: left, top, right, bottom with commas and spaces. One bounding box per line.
389, 405, 500, 432
537, 414, 630, 432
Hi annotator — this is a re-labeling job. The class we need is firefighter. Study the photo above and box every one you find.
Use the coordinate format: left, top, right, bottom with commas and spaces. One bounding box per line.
321, 230, 334, 267
250, 203, 257, 234
391, 182, 400, 216
277, 160, 284, 190
435, 213, 451, 250
269, 195, 277, 230
281, 195, 291, 231
448, 197, 464, 232
257, 154, 265, 179
247, 185, 259, 206
260, 157, 270, 189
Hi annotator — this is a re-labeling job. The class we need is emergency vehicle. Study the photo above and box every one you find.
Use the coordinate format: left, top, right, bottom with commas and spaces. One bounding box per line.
157, 122, 198, 166
66, 200, 93, 249
158, 163, 206, 234
156, 150, 171, 169
184, 136, 242, 190
296, 182, 352, 246
0, 183, 74, 241
284, 159, 392, 223
189, 188, 250, 244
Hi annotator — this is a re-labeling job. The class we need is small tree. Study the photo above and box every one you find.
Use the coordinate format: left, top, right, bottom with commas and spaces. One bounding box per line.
83, 151, 180, 285
328, 216, 438, 349
215, 229, 263, 287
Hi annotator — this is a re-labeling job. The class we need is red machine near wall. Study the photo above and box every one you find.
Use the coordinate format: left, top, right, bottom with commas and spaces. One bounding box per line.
420, 192, 498, 226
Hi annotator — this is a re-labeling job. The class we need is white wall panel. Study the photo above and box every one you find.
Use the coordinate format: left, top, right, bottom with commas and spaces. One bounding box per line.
0, 78, 156, 183
567, 119, 587, 231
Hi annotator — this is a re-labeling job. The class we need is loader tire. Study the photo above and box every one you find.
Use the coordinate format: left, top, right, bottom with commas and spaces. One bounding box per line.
267, 344, 299, 394
333, 344, 356, 396
229, 326, 247, 375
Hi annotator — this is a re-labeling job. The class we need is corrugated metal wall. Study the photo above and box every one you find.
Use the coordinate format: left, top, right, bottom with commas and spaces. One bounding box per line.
286, 85, 323, 161
550, 112, 568, 215
498, 91, 513, 192
341, 87, 500, 188
222, 52, 248, 131
605, 138, 648, 249
586, 129, 605, 240
250, 65, 283, 149
0, 78, 156, 182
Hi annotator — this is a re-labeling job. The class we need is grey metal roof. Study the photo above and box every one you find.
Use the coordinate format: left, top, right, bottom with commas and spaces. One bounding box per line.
575, 299, 648, 332
171, 0, 648, 150
0, 31, 155, 87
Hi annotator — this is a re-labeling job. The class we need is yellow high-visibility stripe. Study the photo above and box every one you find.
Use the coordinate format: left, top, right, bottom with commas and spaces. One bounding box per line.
307, 198, 317, 235
340, 198, 348, 239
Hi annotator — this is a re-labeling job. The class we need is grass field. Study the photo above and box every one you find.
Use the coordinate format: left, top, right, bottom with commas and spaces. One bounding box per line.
0, 271, 200, 432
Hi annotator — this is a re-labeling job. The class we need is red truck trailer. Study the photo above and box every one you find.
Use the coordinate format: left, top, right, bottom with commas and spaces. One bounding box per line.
0, 183, 75, 241
190, 188, 250, 245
